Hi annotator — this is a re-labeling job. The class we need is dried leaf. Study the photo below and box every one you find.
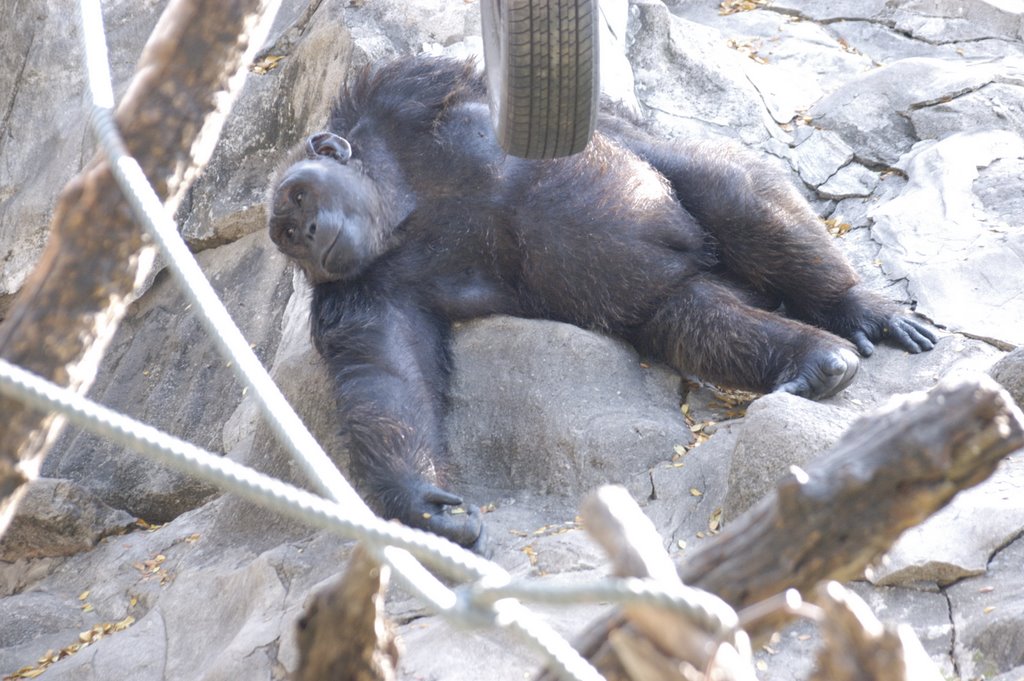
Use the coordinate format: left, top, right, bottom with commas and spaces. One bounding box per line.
719, 0, 767, 15
251, 54, 284, 75
690, 487, 703, 497
709, 508, 723, 533
825, 218, 851, 238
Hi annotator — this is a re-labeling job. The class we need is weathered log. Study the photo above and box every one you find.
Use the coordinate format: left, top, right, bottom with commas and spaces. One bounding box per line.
680, 375, 1022, 611
0, 0, 278, 536
546, 374, 1024, 678
809, 581, 943, 681
579, 486, 754, 681
294, 545, 400, 681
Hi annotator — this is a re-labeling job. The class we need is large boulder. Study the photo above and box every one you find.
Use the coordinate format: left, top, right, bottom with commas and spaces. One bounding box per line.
42, 232, 293, 521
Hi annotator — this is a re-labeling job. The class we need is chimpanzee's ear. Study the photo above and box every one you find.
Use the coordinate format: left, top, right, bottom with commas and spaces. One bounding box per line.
305, 132, 352, 163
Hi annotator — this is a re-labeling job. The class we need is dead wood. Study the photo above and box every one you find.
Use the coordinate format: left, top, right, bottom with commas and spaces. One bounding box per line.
576, 486, 756, 681
294, 544, 400, 681
808, 581, 943, 681
0, 0, 278, 536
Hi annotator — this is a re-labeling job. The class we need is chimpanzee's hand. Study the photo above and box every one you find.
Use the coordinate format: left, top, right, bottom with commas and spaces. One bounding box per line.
403, 482, 488, 555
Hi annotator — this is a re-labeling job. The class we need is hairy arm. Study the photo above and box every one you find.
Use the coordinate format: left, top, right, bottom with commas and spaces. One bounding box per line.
311, 283, 484, 548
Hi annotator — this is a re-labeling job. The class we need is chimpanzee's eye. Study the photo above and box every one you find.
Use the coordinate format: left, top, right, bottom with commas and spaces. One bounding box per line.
285, 227, 295, 240
293, 190, 305, 206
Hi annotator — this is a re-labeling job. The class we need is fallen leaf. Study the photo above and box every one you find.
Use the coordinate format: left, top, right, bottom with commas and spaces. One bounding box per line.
709, 508, 723, 533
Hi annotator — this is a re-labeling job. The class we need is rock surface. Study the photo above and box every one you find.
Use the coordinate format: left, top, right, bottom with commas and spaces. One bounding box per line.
1, 0, 1023, 679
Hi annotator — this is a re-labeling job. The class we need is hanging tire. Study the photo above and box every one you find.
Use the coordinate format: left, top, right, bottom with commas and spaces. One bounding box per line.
481, 0, 600, 159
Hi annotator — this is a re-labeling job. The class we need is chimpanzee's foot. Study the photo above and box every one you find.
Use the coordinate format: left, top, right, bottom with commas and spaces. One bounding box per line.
850, 314, 937, 357
814, 288, 938, 357
402, 481, 488, 554
773, 346, 860, 400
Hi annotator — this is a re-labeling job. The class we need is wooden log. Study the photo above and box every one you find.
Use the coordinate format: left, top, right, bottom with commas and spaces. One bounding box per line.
294, 545, 400, 681
0, 0, 278, 536
809, 581, 943, 681
578, 486, 754, 681
679, 375, 1023, 613
545, 375, 1024, 677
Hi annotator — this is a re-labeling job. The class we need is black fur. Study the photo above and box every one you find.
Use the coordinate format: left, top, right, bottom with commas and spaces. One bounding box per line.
267, 56, 935, 550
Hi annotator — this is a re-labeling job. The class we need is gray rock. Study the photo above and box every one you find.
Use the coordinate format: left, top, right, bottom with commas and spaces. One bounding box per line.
817, 163, 879, 199
765, 0, 891, 21
42, 231, 293, 521
724, 393, 857, 518
948, 535, 1024, 679
4, 0, 1024, 679
991, 346, 1024, 407
627, 0, 777, 145
833, 336, 1004, 410
869, 130, 1024, 347
0, 591, 89, 677
890, 0, 1024, 44
849, 582, 955, 676
974, 156, 1024, 227
0, 2, 164, 298
647, 418, 739, 553
792, 129, 855, 187
0, 479, 134, 561
991, 666, 1024, 681
809, 57, 1019, 165
911, 83, 1024, 145
447, 316, 688, 503
772, 0, 1024, 45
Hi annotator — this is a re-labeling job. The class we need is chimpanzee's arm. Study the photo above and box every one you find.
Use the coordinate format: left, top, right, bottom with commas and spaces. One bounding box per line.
311, 284, 484, 549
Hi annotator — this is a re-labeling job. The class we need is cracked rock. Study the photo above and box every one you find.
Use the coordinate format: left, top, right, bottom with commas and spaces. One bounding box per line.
809, 57, 1019, 165
447, 316, 688, 503
911, 83, 1024, 144
627, 0, 777, 145
818, 162, 879, 198
0, 479, 134, 561
792, 128, 855, 187
868, 129, 1024, 346
947, 535, 1024, 680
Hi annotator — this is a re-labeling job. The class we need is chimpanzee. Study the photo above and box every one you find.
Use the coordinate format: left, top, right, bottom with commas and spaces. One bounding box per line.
266, 56, 935, 551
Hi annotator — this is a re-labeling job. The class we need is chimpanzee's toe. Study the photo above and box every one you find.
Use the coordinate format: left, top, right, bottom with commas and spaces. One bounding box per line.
773, 347, 859, 400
